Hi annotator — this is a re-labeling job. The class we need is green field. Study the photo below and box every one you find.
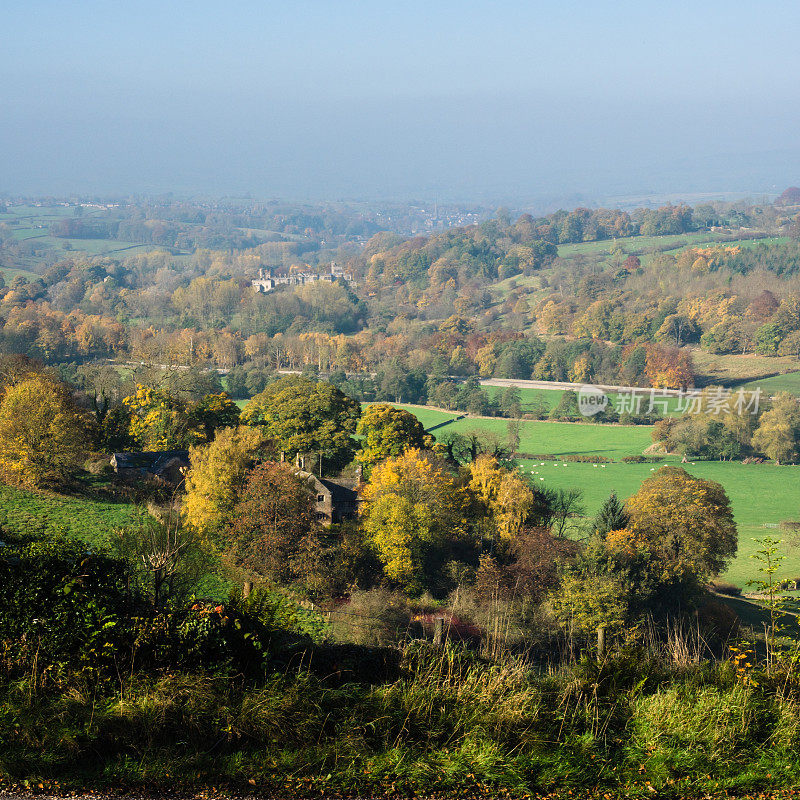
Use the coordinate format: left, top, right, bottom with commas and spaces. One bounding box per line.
0, 483, 138, 549
390, 404, 653, 458
736, 371, 800, 396
692, 348, 800, 386
1, 203, 159, 266
554, 230, 771, 259
447, 415, 653, 459
393, 405, 800, 587
484, 384, 687, 415
0, 265, 43, 282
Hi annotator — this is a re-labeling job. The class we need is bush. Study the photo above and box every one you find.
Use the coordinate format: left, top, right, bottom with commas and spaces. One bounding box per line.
0, 537, 134, 680
0, 539, 330, 681
126, 588, 330, 676
329, 588, 419, 646
709, 580, 742, 597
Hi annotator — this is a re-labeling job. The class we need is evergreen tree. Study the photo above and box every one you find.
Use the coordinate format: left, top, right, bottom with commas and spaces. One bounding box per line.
594, 492, 630, 536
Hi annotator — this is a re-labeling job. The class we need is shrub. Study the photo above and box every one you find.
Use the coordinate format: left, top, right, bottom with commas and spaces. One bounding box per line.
329, 588, 418, 646
0, 537, 133, 680
709, 580, 742, 597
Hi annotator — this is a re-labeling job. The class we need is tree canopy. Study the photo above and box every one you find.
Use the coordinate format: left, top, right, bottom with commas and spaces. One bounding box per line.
241, 375, 361, 470
361, 449, 467, 594
619, 466, 737, 583
182, 426, 274, 533
356, 403, 433, 468
0, 376, 89, 488
226, 461, 320, 586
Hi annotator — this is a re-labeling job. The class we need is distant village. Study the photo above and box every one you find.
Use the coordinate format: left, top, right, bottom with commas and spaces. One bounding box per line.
251, 263, 355, 293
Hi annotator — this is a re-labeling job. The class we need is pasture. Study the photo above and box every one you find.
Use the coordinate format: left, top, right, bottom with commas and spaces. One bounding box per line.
397, 405, 800, 587
484, 384, 687, 416
444, 414, 653, 460
553, 230, 775, 259
691, 348, 800, 386
736, 371, 800, 396
0, 203, 157, 266
0, 483, 138, 549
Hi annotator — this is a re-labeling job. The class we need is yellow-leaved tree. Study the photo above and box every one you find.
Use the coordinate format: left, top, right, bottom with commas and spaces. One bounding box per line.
0, 376, 89, 488
361, 448, 466, 594
468, 455, 534, 540
752, 392, 800, 465
182, 426, 273, 533
622, 466, 737, 583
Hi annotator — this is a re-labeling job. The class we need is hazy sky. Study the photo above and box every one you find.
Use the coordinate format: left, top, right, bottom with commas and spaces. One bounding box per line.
3, 0, 800, 203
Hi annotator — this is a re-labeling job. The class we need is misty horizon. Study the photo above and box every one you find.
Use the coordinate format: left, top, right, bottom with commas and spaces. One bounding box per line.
3, 1, 800, 204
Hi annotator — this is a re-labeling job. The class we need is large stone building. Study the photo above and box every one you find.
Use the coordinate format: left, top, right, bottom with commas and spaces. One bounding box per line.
251, 263, 354, 293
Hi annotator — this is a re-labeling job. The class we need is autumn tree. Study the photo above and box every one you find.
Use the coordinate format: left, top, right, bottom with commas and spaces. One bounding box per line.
554, 470, 735, 629
187, 391, 240, 443
226, 461, 321, 587
0, 375, 89, 488
752, 392, 800, 464
468, 455, 534, 540
241, 375, 360, 470
620, 466, 737, 583
123, 385, 194, 451
654, 314, 700, 347
644, 345, 694, 389
182, 426, 274, 533
356, 403, 433, 468
361, 448, 467, 594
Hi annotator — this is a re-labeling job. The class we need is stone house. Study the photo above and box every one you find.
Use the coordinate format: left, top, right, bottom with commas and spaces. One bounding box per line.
296, 470, 360, 526
110, 450, 190, 485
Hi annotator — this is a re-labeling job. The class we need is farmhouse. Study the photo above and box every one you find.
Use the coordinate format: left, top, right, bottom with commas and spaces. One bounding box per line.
111, 450, 190, 485
295, 470, 361, 525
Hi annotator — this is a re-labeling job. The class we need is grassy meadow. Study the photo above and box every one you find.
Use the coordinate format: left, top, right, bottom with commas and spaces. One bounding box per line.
0, 203, 159, 268
737, 371, 800, 395
691, 348, 800, 387
554, 229, 744, 258
0, 481, 138, 549
447, 413, 653, 459
393, 405, 800, 587
484, 384, 688, 415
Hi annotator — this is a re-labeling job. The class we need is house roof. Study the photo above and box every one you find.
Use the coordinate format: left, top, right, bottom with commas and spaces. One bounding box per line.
112, 450, 190, 473
318, 477, 358, 503
295, 470, 359, 503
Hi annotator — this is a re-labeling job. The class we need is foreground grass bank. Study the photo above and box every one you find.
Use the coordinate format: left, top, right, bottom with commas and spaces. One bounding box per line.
4, 644, 800, 799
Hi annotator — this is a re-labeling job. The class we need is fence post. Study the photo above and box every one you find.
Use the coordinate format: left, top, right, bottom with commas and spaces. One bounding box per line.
433, 617, 444, 647
597, 625, 606, 661
243, 581, 253, 599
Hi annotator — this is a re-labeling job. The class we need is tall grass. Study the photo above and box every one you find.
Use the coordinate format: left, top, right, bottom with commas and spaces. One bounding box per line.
4, 639, 800, 796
